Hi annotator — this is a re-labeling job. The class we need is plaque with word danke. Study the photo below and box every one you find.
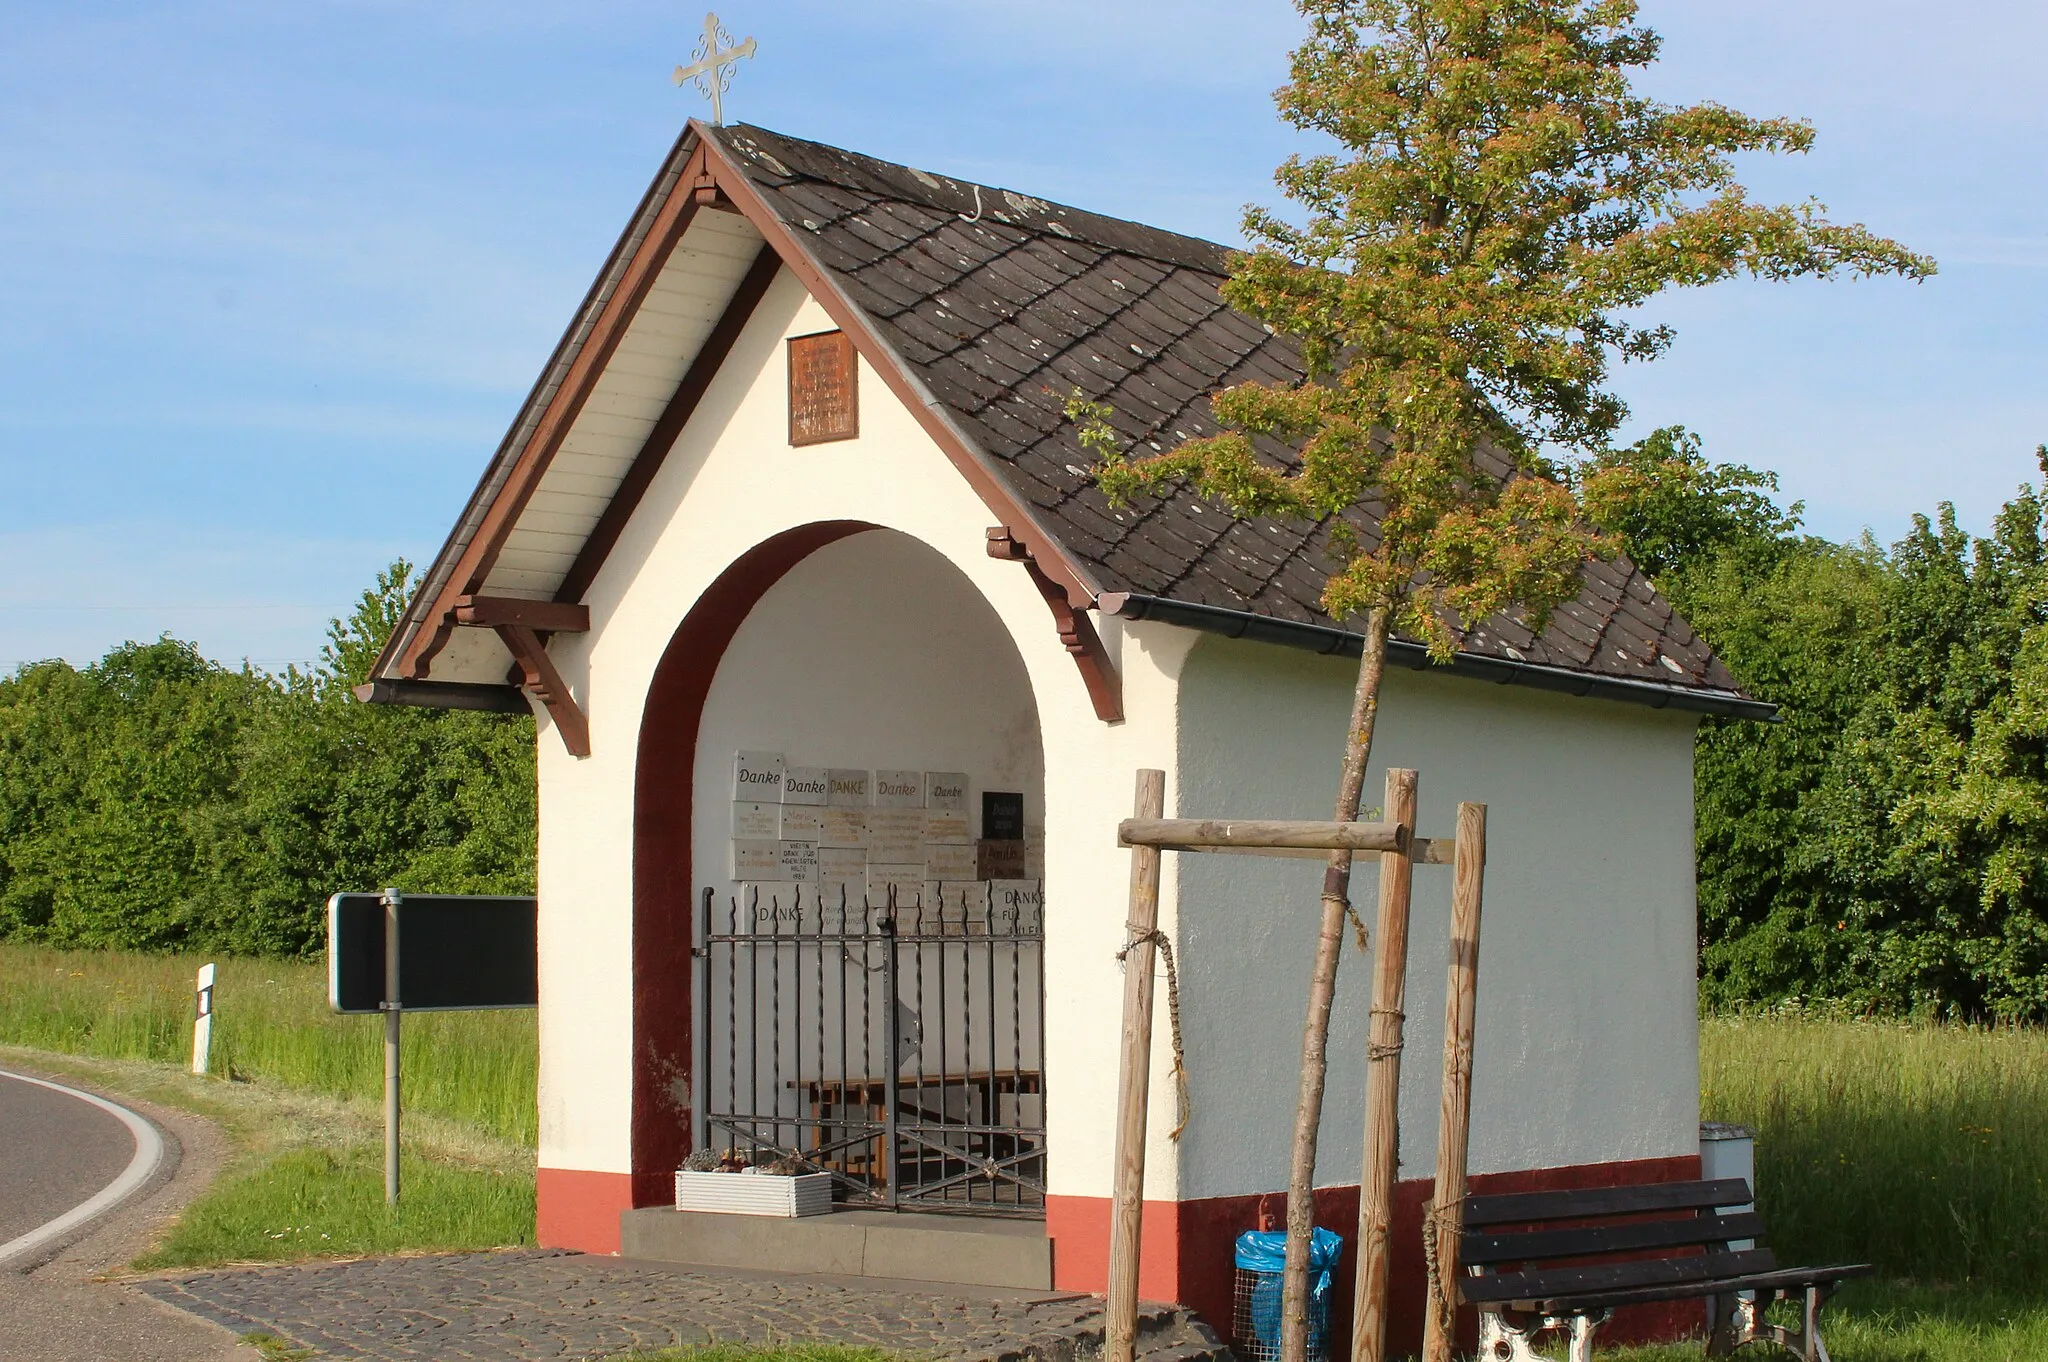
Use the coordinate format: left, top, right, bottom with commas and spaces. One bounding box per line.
781, 766, 829, 805
733, 751, 785, 801
787, 330, 858, 446
742, 885, 811, 932
827, 769, 870, 806
982, 791, 1025, 841
977, 839, 1027, 880
925, 772, 969, 810
874, 770, 925, 808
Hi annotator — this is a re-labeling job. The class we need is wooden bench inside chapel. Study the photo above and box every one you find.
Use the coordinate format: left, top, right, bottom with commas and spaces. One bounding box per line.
1456, 1177, 1872, 1362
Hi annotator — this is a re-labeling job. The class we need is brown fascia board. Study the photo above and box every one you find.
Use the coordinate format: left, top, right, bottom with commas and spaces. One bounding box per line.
693, 122, 1104, 612
371, 126, 708, 686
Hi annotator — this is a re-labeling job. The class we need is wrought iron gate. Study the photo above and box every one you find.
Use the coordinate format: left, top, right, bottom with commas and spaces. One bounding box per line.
699, 883, 1046, 1215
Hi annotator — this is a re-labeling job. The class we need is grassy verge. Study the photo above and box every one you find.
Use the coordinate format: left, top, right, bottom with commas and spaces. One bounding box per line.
1702, 1012, 2048, 1291
1598, 1013, 2048, 1362
0, 941, 536, 1268
0, 943, 535, 1144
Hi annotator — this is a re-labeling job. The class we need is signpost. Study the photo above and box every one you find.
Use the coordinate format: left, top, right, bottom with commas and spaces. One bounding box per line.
327, 890, 538, 1204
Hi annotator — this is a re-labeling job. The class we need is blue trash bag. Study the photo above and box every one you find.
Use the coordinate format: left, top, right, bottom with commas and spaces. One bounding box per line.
1236, 1228, 1344, 1355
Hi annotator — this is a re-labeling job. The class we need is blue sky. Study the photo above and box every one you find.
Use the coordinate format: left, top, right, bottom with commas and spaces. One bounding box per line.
2, 1, 2043, 671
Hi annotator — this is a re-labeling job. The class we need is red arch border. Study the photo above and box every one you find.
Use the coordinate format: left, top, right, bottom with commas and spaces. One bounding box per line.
629, 520, 871, 1206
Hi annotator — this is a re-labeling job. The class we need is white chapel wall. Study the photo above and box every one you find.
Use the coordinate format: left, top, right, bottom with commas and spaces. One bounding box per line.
533, 269, 1200, 1198
1171, 635, 1702, 1203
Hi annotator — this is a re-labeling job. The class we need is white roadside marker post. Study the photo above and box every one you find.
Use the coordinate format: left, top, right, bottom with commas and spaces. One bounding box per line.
382, 886, 402, 1206
191, 963, 216, 1076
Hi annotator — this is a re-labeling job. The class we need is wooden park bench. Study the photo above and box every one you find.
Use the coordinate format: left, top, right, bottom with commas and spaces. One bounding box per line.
1455, 1178, 1873, 1362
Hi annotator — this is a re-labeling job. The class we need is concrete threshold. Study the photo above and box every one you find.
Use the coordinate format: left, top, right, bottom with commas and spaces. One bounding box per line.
619, 1207, 1054, 1290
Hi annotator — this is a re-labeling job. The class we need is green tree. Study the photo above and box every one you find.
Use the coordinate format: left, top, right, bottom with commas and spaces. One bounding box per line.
1076, 3, 1930, 1353
1575, 426, 1804, 580
0, 561, 535, 957
318, 557, 416, 690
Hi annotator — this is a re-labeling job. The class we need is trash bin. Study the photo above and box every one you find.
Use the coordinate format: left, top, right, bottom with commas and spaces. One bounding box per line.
1233, 1227, 1345, 1362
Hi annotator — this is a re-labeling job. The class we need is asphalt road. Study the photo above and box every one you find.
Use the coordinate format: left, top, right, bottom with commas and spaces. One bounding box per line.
0, 1068, 142, 1248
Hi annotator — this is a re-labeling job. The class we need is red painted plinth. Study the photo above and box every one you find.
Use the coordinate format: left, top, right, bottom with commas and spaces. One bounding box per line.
537, 1167, 635, 1255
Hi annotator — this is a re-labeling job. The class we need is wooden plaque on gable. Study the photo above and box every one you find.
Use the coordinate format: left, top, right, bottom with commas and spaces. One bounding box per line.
788, 330, 858, 445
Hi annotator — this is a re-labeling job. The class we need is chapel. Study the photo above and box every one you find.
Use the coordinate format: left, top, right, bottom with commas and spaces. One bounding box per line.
362, 120, 1762, 1351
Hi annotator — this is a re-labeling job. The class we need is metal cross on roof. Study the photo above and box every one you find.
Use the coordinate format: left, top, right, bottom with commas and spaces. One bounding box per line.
672, 12, 756, 126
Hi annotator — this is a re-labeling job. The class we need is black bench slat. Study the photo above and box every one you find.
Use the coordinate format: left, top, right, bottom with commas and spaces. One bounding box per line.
1461, 1210, 1768, 1266
1463, 1178, 1751, 1228
1499, 1261, 1876, 1314
1462, 1247, 1779, 1305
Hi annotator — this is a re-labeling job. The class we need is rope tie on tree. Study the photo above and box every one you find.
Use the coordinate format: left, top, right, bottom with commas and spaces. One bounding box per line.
1367, 1006, 1405, 1062
1326, 891, 1371, 951
1117, 925, 1191, 1141
1421, 1198, 1459, 1343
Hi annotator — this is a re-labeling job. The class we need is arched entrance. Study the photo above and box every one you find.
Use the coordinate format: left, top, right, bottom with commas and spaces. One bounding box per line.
633, 524, 1047, 1212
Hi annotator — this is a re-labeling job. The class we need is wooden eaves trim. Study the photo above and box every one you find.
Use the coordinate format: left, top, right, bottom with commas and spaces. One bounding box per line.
394, 139, 716, 683
388, 122, 1125, 734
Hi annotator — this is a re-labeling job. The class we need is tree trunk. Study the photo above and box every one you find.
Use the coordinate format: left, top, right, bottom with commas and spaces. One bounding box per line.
1280, 606, 1393, 1362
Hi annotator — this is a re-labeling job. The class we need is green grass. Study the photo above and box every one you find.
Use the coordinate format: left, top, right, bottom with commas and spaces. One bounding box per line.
1597, 1013, 2048, 1361
1701, 1012, 2048, 1292
0, 942, 536, 1145
0, 941, 538, 1268
1600, 1279, 2048, 1361
136, 1145, 533, 1268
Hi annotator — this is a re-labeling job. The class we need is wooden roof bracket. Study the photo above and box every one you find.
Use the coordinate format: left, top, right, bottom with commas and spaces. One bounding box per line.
494, 622, 590, 758
453, 594, 592, 757
988, 527, 1123, 723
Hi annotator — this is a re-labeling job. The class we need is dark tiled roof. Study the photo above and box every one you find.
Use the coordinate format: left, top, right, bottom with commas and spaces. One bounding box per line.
709, 124, 1743, 699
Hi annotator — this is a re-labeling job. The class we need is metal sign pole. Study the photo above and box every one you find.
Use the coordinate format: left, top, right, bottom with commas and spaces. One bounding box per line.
382, 886, 402, 1206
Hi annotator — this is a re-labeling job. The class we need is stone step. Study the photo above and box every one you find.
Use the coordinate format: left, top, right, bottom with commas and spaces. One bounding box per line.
621, 1206, 1054, 1290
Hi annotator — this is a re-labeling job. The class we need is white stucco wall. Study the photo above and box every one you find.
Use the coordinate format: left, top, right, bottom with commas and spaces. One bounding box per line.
1172, 637, 1701, 1202
533, 268, 1201, 1198
529, 260, 1704, 1210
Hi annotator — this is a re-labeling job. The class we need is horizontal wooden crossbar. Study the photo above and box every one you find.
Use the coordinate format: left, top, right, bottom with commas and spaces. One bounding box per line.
1118, 818, 1458, 863
1119, 817, 1405, 854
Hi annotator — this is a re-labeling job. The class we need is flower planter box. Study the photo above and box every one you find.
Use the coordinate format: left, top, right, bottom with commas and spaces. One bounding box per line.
673, 1169, 833, 1217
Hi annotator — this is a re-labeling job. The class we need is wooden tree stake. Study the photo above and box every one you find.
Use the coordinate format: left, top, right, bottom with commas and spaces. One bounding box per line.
1422, 803, 1487, 1362
1107, 769, 1167, 1362
1351, 768, 1418, 1362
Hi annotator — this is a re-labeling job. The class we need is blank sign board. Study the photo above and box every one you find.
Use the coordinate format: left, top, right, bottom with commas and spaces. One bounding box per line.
327, 893, 538, 1014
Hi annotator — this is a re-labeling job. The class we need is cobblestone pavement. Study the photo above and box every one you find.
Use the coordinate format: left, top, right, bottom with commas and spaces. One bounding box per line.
136, 1250, 1227, 1362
